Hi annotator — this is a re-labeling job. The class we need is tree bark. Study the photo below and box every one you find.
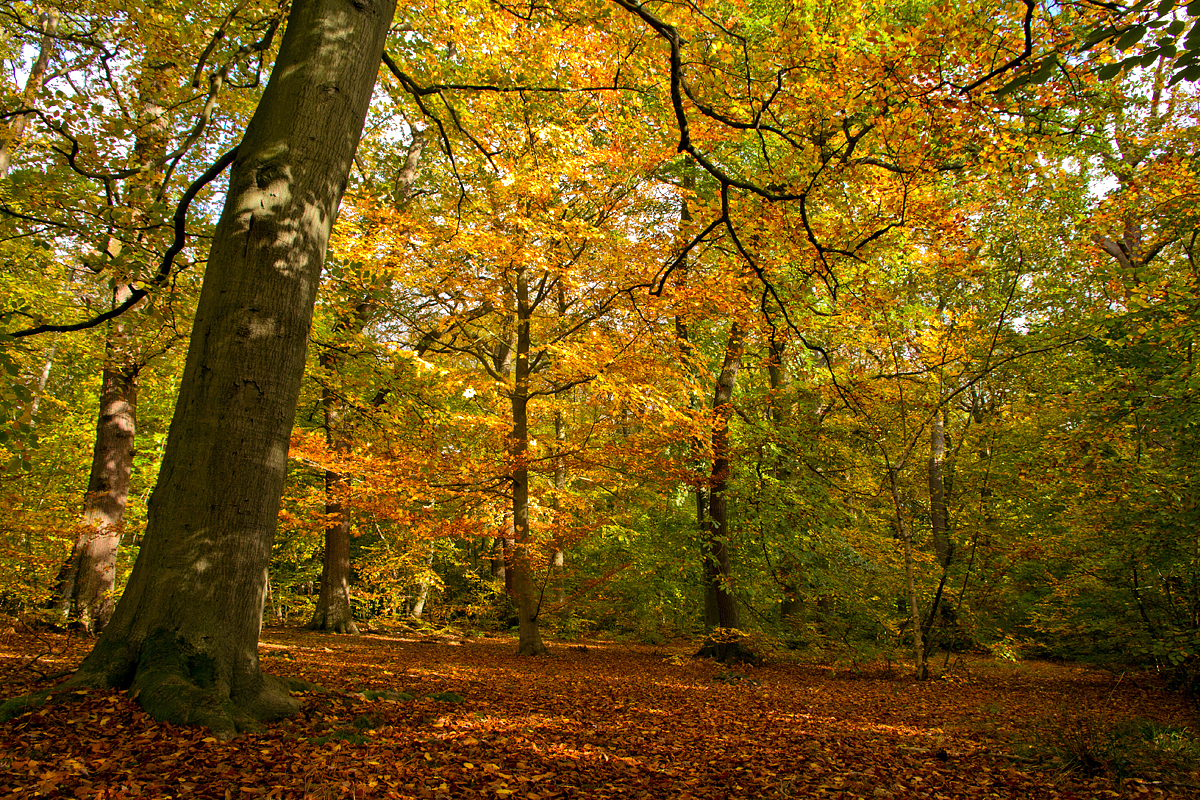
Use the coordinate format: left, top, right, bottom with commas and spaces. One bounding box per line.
309, 128, 424, 633
410, 546, 435, 619
551, 410, 567, 607
307, 322, 366, 635
890, 466, 926, 680
0, 8, 59, 177
670, 178, 719, 630
510, 263, 547, 655
50, 350, 138, 633
766, 337, 804, 623
36, 0, 397, 736
929, 409, 952, 570
49, 49, 172, 633
308, 464, 359, 634
704, 322, 744, 631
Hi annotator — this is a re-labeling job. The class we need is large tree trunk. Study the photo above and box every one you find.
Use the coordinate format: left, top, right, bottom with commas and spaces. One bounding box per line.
33, 0, 396, 737
704, 322, 744, 631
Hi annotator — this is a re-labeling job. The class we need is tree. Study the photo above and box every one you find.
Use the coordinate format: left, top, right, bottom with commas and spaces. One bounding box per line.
2, 0, 398, 736
1, 0, 285, 633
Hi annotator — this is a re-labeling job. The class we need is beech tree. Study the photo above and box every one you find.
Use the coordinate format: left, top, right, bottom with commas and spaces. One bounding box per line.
2, 0, 397, 735
0, 1, 283, 632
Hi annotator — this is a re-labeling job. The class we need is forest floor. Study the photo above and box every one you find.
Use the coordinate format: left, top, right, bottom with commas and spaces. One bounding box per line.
2, 623, 1199, 799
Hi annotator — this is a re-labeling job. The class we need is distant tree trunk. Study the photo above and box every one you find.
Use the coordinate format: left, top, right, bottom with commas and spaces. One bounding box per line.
37, 0, 398, 737
490, 535, 510, 587
767, 338, 804, 623
0, 8, 58, 177
929, 409, 952, 570
50, 52, 177, 632
699, 486, 717, 629
308, 324, 366, 635
510, 263, 547, 655
410, 546, 435, 619
50, 330, 139, 633
308, 460, 359, 634
678, 317, 717, 628
704, 322, 744, 631
551, 410, 567, 607
920, 404, 960, 660
890, 465, 926, 679
309, 127, 424, 633
671, 178, 718, 629
27, 339, 57, 419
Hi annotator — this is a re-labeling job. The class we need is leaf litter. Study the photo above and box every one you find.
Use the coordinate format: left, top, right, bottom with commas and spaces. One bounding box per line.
2, 627, 1197, 799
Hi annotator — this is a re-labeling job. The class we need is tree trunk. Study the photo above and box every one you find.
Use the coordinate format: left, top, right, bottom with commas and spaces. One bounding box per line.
308, 128, 424, 632
308, 465, 359, 634
921, 408, 954, 660
308, 316, 373, 635
50, 354, 138, 633
767, 337, 804, 624
705, 322, 744, 631
0, 8, 58, 177
549, 410, 568, 606
49, 50, 173, 632
40, 0, 396, 737
670, 178, 719, 631
929, 409, 952, 570
890, 466, 927, 680
510, 264, 547, 655
27, 339, 57, 419
410, 546, 435, 619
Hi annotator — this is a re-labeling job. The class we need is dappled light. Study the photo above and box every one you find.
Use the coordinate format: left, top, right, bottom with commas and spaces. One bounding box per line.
2, 627, 1196, 797
2, 0, 1199, 794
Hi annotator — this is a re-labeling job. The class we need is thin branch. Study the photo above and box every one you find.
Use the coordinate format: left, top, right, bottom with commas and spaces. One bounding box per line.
8, 147, 237, 338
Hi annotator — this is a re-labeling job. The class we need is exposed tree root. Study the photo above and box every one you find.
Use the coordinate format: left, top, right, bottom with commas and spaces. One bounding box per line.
0, 628, 315, 740
308, 616, 359, 635
696, 629, 764, 666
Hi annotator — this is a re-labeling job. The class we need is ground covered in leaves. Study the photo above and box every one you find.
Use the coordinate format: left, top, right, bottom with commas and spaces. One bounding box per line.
2, 623, 1198, 799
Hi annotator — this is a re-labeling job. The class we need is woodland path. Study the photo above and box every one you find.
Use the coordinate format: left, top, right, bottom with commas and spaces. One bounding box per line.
1, 624, 1196, 799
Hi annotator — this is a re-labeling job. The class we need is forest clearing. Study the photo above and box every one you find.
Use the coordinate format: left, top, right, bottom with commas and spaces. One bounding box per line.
2, 624, 1198, 800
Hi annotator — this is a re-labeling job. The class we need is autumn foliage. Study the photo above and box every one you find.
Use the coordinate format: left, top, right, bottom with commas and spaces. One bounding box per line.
1, 0, 1200, 788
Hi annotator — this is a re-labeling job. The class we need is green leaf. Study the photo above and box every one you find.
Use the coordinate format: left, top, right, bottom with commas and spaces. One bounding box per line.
1168, 62, 1200, 84
1083, 25, 1118, 49
1116, 24, 1147, 51
1028, 55, 1058, 85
